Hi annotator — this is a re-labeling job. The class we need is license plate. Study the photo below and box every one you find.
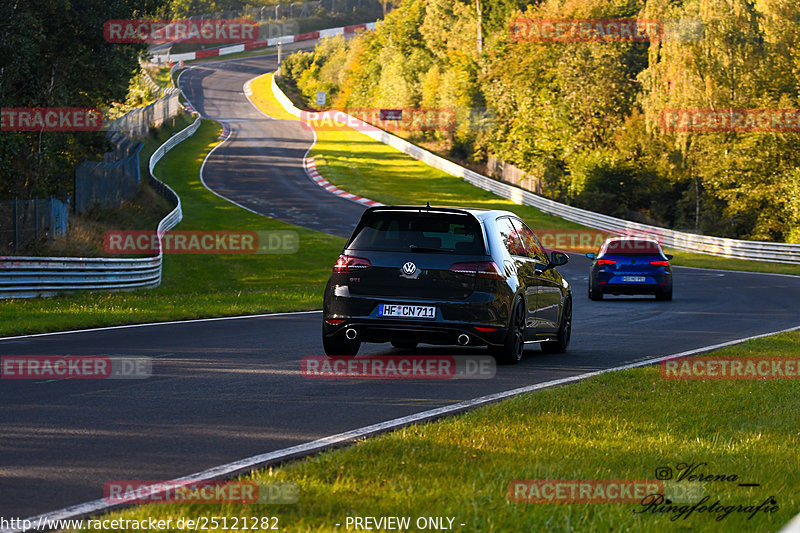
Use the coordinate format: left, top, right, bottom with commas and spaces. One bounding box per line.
378, 304, 436, 319
622, 276, 646, 282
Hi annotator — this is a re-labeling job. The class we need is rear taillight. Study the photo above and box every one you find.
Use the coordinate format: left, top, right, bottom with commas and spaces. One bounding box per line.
650, 260, 670, 267
597, 259, 617, 266
449, 261, 505, 280
332, 255, 372, 273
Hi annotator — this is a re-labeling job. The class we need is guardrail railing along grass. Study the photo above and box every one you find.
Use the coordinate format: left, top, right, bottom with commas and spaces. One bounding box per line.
271, 75, 800, 265
0, 117, 201, 300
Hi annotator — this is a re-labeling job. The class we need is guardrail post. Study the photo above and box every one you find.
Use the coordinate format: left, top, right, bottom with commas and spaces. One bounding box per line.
13, 197, 19, 253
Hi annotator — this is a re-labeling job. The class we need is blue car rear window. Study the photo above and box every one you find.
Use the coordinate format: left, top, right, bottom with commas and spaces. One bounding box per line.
601, 239, 663, 256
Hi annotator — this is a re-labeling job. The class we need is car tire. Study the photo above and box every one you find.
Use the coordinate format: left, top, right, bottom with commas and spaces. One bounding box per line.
391, 341, 418, 350
542, 297, 572, 354
490, 297, 525, 365
655, 287, 673, 301
322, 326, 360, 358
588, 281, 603, 301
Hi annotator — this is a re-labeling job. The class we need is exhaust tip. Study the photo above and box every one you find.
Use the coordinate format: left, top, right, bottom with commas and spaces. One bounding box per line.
345, 328, 358, 340
457, 333, 470, 346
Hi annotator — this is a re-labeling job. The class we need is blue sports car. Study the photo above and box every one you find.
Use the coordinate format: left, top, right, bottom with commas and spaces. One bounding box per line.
586, 237, 673, 301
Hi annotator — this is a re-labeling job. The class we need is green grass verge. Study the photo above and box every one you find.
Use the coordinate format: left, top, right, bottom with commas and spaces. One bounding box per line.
263, 75, 585, 232
145, 65, 173, 89
260, 73, 799, 277
664, 249, 799, 276
138, 113, 195, 177
247, 74, 298, 121
0, 119, 344, 337
71, 329, 800, 532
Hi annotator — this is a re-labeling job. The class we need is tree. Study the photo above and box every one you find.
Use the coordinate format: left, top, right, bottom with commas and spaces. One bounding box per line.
0, 0, 160, 200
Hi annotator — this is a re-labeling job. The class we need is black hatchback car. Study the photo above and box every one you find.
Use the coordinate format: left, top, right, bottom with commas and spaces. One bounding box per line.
322, 205, 572, 363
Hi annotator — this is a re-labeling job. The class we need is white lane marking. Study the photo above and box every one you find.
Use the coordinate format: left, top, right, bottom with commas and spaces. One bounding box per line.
198, 122, 268, 217
5, 323, 799, 533
242, 76, 277, 121
182, 69, 280, 219
779, 511, 800, 533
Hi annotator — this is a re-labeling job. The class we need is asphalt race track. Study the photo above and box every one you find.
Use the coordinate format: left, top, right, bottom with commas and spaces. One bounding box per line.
2, 53, 800, 520
178, 55, 367, 237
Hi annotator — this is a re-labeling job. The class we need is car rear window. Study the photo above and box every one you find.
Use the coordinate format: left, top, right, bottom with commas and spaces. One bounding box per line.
349, 212, 485, 254
601, 239, 662, 255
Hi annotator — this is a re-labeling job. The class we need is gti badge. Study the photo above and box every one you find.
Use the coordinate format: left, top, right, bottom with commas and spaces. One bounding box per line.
401, 261, 418, 278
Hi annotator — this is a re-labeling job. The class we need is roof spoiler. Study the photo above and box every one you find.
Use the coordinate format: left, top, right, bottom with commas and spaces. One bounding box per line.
363, 205, 473, 216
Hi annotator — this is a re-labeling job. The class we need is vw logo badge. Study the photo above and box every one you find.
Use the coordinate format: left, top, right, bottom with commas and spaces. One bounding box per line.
402, 262, 417, 275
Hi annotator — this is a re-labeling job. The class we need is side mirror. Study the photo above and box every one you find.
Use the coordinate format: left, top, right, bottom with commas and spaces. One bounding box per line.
585, 252, 596, 260
550, 251, 569, 267
666, 254, 674, 260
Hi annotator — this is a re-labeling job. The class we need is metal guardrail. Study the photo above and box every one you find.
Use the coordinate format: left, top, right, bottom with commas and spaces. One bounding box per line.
0, 117, 201, 299
272, 76, 800, 265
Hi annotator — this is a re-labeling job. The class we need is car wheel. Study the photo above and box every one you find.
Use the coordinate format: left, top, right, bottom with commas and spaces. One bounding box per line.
322, 326, 360, 358
391, 341, 418, 350
655, 287, 673, 301
588, 281, 603, 301
490, 297, 525, 365
542, 297, 572, 354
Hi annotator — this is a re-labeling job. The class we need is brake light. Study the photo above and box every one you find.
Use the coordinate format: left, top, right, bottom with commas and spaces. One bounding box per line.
449, 261, 505, 280
650, 260, 670, 267
597, 259, 617, 266
332, 255, 372, 273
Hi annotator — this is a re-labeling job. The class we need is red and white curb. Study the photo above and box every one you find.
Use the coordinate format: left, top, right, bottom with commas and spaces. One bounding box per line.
153, 22, 377, 64
218, 121, 231, 140
182, 101, 198, 115
304, 158, 383, 207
